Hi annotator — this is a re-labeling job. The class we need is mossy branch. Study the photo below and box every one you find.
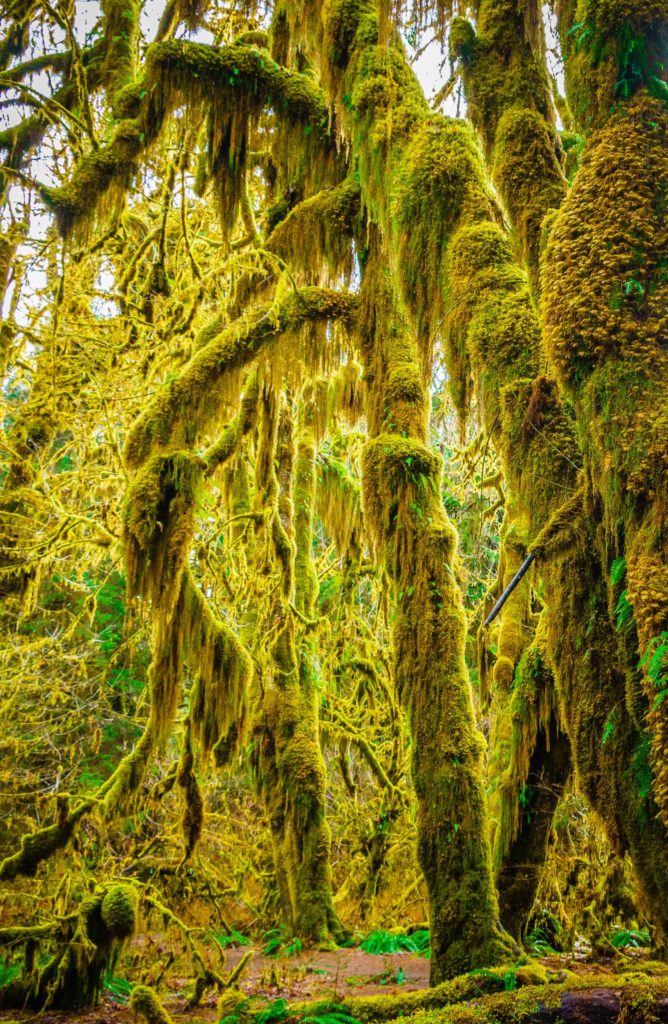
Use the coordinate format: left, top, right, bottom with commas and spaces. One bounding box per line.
124, 287, 359, 468
43, 38, 334, 238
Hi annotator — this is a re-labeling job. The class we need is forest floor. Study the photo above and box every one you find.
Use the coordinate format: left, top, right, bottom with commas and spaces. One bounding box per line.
0, 947, 652, 1024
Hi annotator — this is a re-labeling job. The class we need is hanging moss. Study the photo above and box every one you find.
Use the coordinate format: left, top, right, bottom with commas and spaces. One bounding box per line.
45, 37, 338, 239
123, 449, 203, 613
185, 573, 252, 760
248, 388, 344, 945
124, 287, 359, 468
316, 447, 364, 561
266, 174, 361, 284
43, 118, 146, 238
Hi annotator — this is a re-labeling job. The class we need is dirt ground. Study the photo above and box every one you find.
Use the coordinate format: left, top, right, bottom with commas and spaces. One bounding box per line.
0, 947, 635, 1024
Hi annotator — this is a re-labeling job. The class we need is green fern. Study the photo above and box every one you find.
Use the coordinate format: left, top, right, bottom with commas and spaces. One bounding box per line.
639, 632, 668, 708
610, 556, 627, 585
255, 998, 290, 1024
602, 708, 617, 746
608, 926, 651, 949
0, 957, 21, 990
615, 589, 634, 630
298, 1002, 361, 1024
359, 928, 429, 955
525, 926, 557, 957
213, 930, 252, 949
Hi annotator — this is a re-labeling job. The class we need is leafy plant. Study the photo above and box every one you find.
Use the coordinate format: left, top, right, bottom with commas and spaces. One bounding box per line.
104, 972, 132, 1004
359, 929, 429, 955
608, 926, 651, 949
299, 1002, 362, 1024
615, 590, 634, 631
261, 928, 303, 958
468, 967, 517, 991
639, 632, 668, 708
525, 926, 557, 957
211, 930, 252, 949
0, 957, 21, 990
602, 708, 617, 746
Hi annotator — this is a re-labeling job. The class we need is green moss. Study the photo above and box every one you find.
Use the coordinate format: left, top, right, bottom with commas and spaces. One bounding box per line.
124, 288, 359, 468
100, 884, 139, 939
558, 0, 668, 132
130, 985, 174, 1024
542, 93, 668, 833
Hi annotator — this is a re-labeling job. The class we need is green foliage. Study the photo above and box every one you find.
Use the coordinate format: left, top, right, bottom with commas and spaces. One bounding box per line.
640, 632, 668, 708
261, 929, 303, 958
602, 708, 617, 746
298, 1003, 362, 1024
525, 926, 557, 958
610, 556, 627, 586
104, 973, 132, 1004
615, 590, 634, 631
607, 926, 651, 949
359, 929, 429, 955
211, 930, 252, 949
239, 999, 362, 1024
255, 998, 290, 1024
0, 958, 20, 990
468, 967, 518, 991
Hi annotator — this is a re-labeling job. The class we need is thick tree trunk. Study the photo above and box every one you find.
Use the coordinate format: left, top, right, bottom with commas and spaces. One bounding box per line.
359, 240, 515, 980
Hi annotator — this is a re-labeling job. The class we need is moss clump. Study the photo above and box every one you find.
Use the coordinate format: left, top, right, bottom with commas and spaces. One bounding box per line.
448, 17, 476, 64
100, 883, 139, 940
130, 985, 174, 1024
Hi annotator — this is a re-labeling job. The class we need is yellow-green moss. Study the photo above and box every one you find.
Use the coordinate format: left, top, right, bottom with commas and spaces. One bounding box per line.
130, 985, 174, 1024
542, 93, 668, 831
100, 883, 139, 939
124, 288, 359, 468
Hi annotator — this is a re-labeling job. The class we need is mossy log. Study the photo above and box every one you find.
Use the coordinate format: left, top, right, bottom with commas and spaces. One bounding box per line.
290, 976, 668, 1024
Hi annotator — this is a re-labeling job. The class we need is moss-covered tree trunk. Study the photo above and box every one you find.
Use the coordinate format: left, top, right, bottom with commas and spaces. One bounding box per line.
359, 238, 514, 980
250, 391, 343, 945
539, 0, 668, 946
